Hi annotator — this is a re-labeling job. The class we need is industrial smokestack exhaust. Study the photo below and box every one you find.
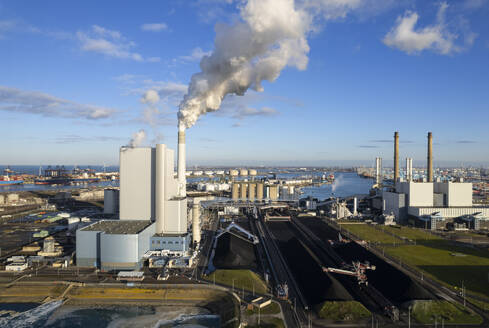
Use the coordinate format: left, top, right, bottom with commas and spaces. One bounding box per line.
427, 132, 433, 182
394, 131, 399, 182
178, 127, 186, 197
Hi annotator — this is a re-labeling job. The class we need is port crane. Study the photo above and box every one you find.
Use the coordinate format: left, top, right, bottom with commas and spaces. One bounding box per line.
322, 261, 376, 285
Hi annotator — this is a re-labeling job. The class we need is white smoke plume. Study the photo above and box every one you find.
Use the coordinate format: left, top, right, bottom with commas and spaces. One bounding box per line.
178, 0, 312, 130
128, 129, 146, 147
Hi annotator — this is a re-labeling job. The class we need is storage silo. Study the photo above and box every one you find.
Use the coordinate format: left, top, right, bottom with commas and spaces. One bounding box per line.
256, 183, 264, 200
232, 183, 239, 200
248, 183, 256, 201
249, 169, 257, 176
240, 169, 248, 176
229, 169, 239, 177
269, 185, 279, 201
240, 183, 248, 200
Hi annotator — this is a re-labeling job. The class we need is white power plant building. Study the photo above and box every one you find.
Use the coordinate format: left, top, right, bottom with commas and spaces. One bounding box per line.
77, 139, 194, 271
382, 132, 489, 226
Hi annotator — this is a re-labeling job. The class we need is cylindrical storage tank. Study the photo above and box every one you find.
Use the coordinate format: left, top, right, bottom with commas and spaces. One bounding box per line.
248, 183, 256, 201
240, 169, 248, 176
288, 185, 295, 195
229, 169, 239, 176
240, 183, 248, 200
192, 203, 201, 244
269, 185, 279, 201
155, 144, 166, 234
249, 169, 257, 176
232, 183, 239, 200
103, 189, 119, 214
256, 183, 264, 200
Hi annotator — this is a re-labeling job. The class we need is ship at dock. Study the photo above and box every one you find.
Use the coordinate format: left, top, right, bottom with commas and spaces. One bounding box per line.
0, 167, 24, 185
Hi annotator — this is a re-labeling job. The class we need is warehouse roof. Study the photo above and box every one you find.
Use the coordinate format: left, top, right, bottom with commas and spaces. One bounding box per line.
82, 220, 152, 234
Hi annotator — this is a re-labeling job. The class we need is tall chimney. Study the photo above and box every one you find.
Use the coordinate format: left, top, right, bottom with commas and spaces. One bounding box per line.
427, 132, 433, 182
406, 157, 413, 182
192, 202, 201, 244
155, 144, 166, 234
177, 128, 186, 197
375, 157, 383, 186
394, 131, 399, 182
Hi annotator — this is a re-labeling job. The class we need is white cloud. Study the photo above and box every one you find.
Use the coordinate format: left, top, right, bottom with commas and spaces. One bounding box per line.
232, 106, 279, 120
140, 89, 160, 105
141, 23, 168, 32
179, 47, 212, 62
0, 85, 115, 120
77, 25, 157, 62
383, 3, 466, 55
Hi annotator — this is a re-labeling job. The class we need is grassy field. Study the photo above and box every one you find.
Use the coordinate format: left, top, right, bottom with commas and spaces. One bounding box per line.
411, 300, 482, 324
340, 224, 399, 244
385, 241, 489, 298
68, 286, 226, 302
0, 284, 66, 302
204, 270, 268, 294
382, 226, 441, 241
467, 297, 489, 312
317, 301, 371, 322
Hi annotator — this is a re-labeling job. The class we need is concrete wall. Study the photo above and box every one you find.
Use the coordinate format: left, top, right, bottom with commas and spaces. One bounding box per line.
119, 147, 155, 220
76, 229, 100, 267
150, 234, 190, 252
407, 182, 433, 207
383, 191, 406, 221
434, 182, 472, 207
164, 198, 187, 234
104, 189, 119, 214
138, 223, 155, 261
409, 206, 489, 219
100, 233, 139, 271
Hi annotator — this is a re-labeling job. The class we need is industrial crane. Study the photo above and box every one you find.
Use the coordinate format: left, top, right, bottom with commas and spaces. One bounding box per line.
322, 261, 376, 285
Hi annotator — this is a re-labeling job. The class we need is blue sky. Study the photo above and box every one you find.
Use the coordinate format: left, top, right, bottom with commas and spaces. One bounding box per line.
1, 0, 488, 167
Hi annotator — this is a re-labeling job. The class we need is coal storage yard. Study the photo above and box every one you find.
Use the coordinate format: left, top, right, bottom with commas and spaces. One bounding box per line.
213, 232, 258, 269
267, 221, 353, 306
300, 218, 435, 305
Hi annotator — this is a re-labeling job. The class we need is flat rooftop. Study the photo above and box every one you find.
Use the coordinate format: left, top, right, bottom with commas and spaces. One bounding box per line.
82, 220, 152, 234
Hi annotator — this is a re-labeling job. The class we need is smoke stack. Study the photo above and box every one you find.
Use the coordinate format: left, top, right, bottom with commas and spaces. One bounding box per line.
178, 128, 186, 197
192, 202, 201, 244
155, 144, 166, 234
406, 157, 413, 182
394, 132, 399, 182
427, 132, 433, 182
375, 157, 383, 186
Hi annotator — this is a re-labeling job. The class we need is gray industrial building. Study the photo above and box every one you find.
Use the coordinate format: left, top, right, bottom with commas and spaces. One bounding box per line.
77, 220, 154, 271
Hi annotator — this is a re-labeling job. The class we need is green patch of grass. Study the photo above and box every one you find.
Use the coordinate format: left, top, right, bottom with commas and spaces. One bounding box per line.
246, 301, 281, 315
383, 226, 440, 241
204, 270, 268, 294
247, 317, 285, 328
411, 300, 482, 325
467, 297, 489, 312
317, 301, 370, 322
385, 243, 489, 297
340, 224, 399, 244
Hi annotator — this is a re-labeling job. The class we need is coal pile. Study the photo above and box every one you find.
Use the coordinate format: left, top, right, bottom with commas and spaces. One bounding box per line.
302, 219, 434, 304
213, 226, 258, 270
268, 221, 353, 306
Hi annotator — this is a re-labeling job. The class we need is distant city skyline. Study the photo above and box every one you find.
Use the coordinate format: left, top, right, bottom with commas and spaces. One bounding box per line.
1, 0, 488, 166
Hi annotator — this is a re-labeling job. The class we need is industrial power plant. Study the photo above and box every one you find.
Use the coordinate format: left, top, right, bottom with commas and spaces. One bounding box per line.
76, 130, 199, 270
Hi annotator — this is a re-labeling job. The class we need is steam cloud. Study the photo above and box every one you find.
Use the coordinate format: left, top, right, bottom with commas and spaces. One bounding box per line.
128, 129, 146, 147
178, 0, 313, 130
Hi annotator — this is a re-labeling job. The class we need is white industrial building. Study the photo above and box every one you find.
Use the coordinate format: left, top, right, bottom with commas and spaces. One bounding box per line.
382, 132, 489, 226
77, 137, 195, 270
